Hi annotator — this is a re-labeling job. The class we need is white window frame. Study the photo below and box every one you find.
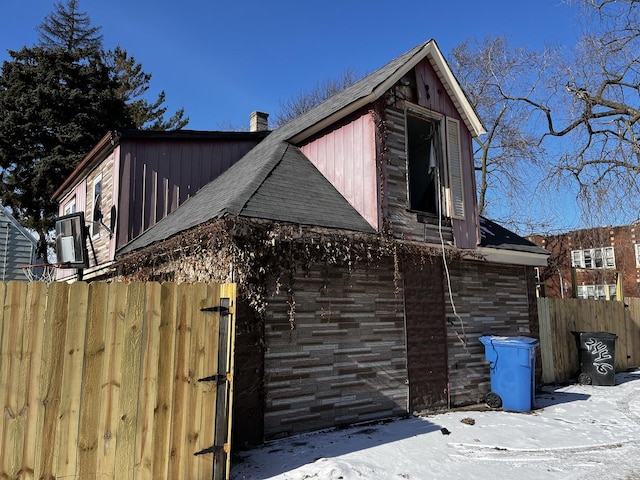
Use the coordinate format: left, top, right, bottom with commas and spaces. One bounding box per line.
576, 284, 616, 300
635, 244, 640, 267
91, 174, 103, 238
571, 247, 615, 269
63, 197, 76, 215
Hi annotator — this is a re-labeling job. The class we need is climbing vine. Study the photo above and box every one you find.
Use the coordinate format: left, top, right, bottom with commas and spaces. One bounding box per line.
116, 216, 472, 328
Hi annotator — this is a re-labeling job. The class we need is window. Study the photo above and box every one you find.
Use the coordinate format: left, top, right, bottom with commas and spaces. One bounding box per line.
576, 284, 616, 301
91, 174, 103, 237
571, 247, 615, 269
635, 244, 640, 267
406, 107, 464, 219
63, 197, 76, 215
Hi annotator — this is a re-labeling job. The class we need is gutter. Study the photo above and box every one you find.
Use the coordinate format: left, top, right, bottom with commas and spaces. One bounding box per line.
52, 131, 119, 201
475, 246, 550, 267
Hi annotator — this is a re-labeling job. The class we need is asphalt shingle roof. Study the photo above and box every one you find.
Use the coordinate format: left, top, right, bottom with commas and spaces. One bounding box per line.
479, 217, 550, 255
118, 40, 486, 256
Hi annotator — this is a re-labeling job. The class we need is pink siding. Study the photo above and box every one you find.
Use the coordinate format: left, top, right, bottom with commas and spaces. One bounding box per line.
301, 112, 378, 229
415, 59, 479, 248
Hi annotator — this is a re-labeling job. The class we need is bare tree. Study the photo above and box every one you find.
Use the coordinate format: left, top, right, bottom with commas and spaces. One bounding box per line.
514, 0, 640, 225
450, 36, 551, 230
272, 68, 360, 128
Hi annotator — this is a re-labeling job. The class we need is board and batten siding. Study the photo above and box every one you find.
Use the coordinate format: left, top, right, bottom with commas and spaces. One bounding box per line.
117, 137, 261, 250
300, 112, 378, 229
262, 260, 407, 439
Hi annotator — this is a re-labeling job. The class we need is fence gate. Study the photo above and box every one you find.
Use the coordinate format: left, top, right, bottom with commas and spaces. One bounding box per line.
0, 280, 237, 480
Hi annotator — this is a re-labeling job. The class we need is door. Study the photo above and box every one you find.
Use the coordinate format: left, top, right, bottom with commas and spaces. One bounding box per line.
403, 258, 449, 411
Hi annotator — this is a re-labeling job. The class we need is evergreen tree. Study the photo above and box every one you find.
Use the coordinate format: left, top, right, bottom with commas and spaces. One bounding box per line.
38, 0, 188, 130
37, 0, 102, 52
106, 47, 188, 130
0, 46, 134, 258
0, 0, 188, 256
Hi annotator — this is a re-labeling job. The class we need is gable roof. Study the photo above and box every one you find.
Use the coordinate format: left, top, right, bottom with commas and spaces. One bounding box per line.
0, 204, 37, 247
119, 40, 484, 256
287, 39, 486, 144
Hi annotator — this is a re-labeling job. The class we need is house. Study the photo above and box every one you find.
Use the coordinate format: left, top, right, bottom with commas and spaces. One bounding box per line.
529, 223, 640, 300
0, 204, 38, 281
55, 40, 550, 444
51, 124, 270, 280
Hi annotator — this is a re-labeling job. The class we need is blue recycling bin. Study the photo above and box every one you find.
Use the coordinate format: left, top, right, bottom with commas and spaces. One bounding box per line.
479, 336, 539, 412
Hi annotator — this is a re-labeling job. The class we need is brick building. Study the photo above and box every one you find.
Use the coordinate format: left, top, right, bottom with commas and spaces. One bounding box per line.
528, 223, 640, 300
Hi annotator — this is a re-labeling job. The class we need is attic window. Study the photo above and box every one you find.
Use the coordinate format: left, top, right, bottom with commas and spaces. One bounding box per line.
64, 197, 76, 215
406, 107, 465, 219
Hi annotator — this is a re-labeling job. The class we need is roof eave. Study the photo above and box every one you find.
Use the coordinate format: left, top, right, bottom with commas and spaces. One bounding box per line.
476, 246, 550, 267
289, 41, 486, 145
52, 131, 117, 201
424, 42, 486, 137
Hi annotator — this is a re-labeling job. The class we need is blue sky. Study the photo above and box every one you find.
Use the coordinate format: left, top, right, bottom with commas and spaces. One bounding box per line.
0, 1, 582, 131
1, 1, 592, 232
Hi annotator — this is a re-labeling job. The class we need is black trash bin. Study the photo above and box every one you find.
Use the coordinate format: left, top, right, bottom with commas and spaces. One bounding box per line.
572, 331, 617, 386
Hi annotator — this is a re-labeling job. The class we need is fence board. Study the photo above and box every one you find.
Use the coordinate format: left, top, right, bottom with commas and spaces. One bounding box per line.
169, 283, 195, 479
1, 282, 28, 478
96, 281, 128, 478
21, 281, 47, 480
200, 283, 221, 477
77, 282, 109, 478
115, 282, 146, 480
538, 298, 554, 384
0, 280, 236, 480
56, 281, 89, 477
152, 282, 178, 479
626, 298, 640, 367
187, 283, 208, 480
135, 282, 162, 480
537, 297, 639, 384
34, 281, 69, 479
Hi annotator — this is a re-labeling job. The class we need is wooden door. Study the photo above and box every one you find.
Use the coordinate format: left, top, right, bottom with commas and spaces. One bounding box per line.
403, 258, 449, 411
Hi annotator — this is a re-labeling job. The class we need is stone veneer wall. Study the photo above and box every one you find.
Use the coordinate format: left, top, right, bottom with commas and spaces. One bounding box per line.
262, 259, 407, 439
445, 260, 538, 406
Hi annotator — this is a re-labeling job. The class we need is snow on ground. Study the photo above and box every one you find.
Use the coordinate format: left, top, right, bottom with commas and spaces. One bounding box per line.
231, 371, 640, 480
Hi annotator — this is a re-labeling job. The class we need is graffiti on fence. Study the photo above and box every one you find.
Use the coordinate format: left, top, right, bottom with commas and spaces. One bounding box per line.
585, 338, 614, 375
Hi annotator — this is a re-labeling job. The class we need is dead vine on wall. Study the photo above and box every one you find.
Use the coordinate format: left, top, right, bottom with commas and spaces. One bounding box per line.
117, 217, 468, 326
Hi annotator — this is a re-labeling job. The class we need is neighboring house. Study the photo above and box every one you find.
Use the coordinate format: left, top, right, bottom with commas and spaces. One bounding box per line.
529, 223, 640, 300
51, 124, 269, 280
0, 204, 38, 281
56, 40, 549, 444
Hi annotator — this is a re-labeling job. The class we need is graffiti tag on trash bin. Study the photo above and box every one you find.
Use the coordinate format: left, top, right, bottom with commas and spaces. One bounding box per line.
585, 338, 614, 374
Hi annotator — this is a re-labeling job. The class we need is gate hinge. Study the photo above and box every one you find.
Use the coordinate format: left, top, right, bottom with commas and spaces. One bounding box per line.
197, 373, 230, 384
194, 443, 230, 456
201, 305, 230, 316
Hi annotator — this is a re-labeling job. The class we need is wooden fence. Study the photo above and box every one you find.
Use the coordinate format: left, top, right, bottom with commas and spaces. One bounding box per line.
538, 297, 640, 384
0, 280, 236, 480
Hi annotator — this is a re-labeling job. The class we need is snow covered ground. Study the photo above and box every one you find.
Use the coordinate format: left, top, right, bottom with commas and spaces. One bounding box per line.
231, 371, 640, 479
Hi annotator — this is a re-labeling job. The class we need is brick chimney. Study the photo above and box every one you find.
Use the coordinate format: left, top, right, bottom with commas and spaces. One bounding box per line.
250, 111, 269, 132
